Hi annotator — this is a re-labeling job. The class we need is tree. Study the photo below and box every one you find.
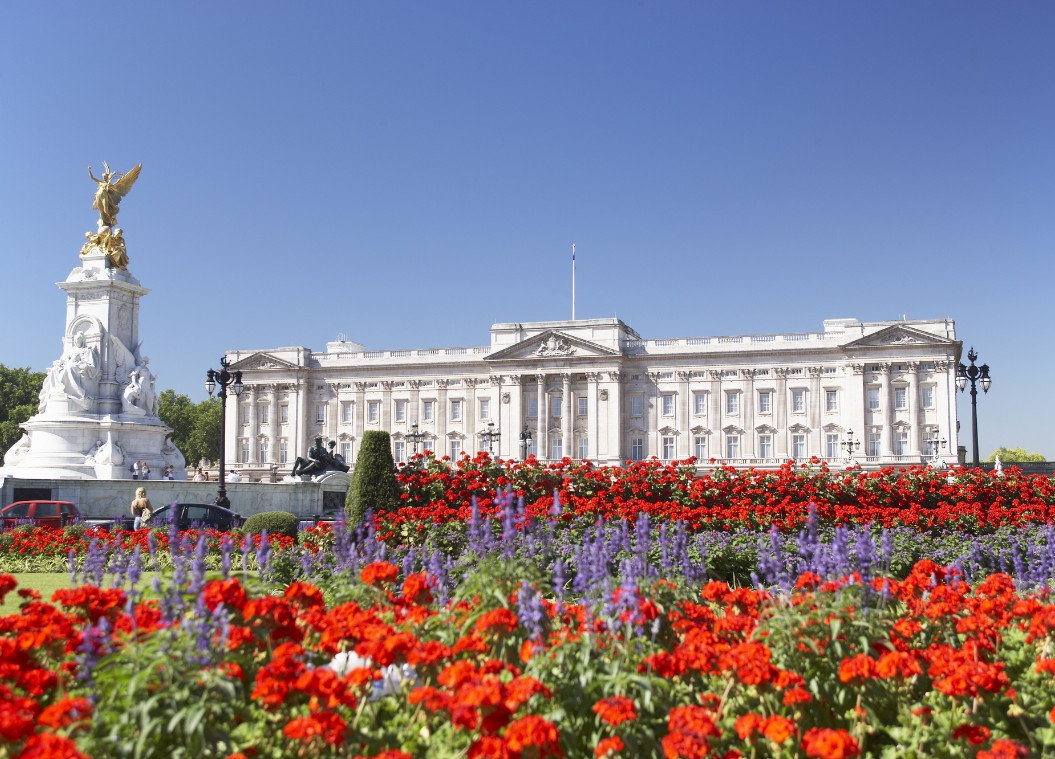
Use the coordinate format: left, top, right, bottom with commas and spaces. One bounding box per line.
0, 364, 46, 454
347, 430, 399, 526
986, 447, 1047, 463
157, 391, 221, 468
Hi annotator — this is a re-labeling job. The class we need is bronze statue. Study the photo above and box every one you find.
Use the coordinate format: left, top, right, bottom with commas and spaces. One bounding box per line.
291, 436, 349, 477
88, 162, 141, 228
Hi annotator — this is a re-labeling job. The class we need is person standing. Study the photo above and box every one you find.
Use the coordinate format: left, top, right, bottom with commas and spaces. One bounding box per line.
131, 460, 141, 480
130, 487, 153, 530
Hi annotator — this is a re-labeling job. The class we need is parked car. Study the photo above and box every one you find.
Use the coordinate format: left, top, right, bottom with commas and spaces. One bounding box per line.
148, 502, 243, 532
0, 500, 80, 528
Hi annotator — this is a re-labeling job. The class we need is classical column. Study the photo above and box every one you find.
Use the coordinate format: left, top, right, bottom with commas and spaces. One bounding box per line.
465, 379, 478, 452
678, 371, 690, 459
354, 382, 367, 458
907, 362, 920, 455
247, 385, 259, 464
881, 364, 893, 456
647, 372, 660, 458
328, 384, 340, 443
709, 371, 723, 459
774, 368, 789, 459
506, 375, 523, 460
381, 381, 393, 433
741, 369, 755, 459
561, 373, 572, 459
295, 380, 309, 464
536, 374, 547, 460
808, 367, 823, 456
585, 372, 601, 461
409, 380, 421, 425
269, 386, 280, 468
607, 371, 623, 464
848, 364, 865, 454
436, 380, 449, 457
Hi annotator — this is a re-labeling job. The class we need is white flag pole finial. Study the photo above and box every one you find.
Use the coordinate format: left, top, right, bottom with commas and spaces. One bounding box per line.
571, 243, 576, 320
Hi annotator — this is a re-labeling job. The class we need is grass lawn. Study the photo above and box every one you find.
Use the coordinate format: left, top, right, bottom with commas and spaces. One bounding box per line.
2, 573, 76, 613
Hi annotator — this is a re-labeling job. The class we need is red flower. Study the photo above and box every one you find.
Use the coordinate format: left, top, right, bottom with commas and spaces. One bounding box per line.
282, 710, 347, 746
801, 727, 860, 759
202, 578, 246, 612
952, 723, 991, 745
596, 736, 624, 757
593, 695, 637, 726
360, 561, 399, 587
977, 739, 1030, 759
504, 715, 562, 757
38, 696, 93, 729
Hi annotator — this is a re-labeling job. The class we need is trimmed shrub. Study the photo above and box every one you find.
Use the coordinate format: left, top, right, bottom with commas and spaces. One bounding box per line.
347, 430, 399, 526
242, 511, 299, 539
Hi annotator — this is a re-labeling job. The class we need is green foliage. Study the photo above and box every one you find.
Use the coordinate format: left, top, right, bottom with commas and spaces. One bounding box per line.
241, 511, 299, 539
986, 446, 1047, 463
158, 391, 221, 468
0, 363, 46, 453
347, 430, 399, 526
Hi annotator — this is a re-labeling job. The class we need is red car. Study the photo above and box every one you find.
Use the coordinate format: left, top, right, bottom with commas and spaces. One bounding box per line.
0, 501, 80, 528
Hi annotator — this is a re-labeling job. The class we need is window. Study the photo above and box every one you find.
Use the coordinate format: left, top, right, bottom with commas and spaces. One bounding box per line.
279, 440, 288, 464
923, 434, 938, 457
921, 387, 935, 409
260, 405, 270, 424
258, 439, 268, 462
826, 433, 840, 458
527, 398, 538, 418
551, 396, 562, 418
550, 438, 562, 459
894, 387, 907, 410
758, 433, 773, 458
825, 390, 838, 412
662, 394, 675, 416
480, 399, 490, 420
630, 438, 644, 460
868, 431, 882, 457
394, 441, 406, 463
577, 437, 589, 460
867, 388, 880, 411
450, 400, 462, 421
792, 389, 806, 414
792, 434, 806, 459
240, 440, 249, 463
693, 392, 707, 416
450, 440, 462, 460
758, 391, 772, 414
341, 402, 352, 424
694, 436, 708, 460
280, 404, 289, 424
577, 397, 588, 417
368, 401, 380, 424
895, 430, 909, 456
661, 436, 675, 460
241, 405, 250, 425
725, 434, 740, 458
725, 392, 739, 415
631, 396, 644, 417
315, 403, 326, 424
394, 400, 407, 423
341, 442, 351, 463
423, 401, 434, 422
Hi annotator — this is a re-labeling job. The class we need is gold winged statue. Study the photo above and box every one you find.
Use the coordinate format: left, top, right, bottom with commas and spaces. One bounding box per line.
88, 162, 141, 228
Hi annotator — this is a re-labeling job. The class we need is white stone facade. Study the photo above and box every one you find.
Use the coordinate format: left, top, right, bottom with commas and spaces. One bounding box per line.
226, 317, 962, 472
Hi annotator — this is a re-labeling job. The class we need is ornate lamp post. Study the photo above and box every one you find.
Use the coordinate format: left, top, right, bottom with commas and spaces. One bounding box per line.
205, 356, 243, 509
842, 429, 860, 462
480, 421, 501, 455
956, 347, 992, 466
519, 425, 533, 460
927, 430, 948, 465
406, 423, 427, 457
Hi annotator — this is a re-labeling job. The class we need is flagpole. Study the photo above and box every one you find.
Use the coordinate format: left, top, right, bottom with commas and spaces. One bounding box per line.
571, 243, 576, 321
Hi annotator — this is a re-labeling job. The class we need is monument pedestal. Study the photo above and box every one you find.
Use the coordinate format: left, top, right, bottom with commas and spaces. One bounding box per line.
1, 245, 186, 480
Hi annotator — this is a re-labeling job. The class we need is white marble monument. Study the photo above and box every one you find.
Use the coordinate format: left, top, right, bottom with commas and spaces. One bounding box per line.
0, 163, 186, 480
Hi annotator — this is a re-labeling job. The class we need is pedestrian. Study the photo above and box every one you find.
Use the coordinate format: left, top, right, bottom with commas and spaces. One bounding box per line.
142, 461, 151, 480
131, 460, 141, 480
130, 486, 153, 530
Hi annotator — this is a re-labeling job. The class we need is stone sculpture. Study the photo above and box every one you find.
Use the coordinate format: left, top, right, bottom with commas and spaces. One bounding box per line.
40, 333, 100, 412
290, 436, 349, 478
121, 359, 158, 417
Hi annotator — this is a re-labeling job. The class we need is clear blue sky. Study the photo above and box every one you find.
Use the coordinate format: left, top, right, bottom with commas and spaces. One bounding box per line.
2, 2, 1052, 458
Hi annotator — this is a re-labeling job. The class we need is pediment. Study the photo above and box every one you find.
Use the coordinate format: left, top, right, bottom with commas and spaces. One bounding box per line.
690, 425, 711, 435
844, 325, 956, 349
230, 352, 300, 371
788, 423, 810, 434
486, 330, 619, 361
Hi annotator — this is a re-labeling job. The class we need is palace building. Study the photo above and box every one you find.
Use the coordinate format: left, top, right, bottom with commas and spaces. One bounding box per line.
225, 316, 962, 475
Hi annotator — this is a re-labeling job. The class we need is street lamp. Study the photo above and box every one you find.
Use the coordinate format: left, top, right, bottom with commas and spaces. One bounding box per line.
480, 421, 500, 455
205, 356, 243, 509
406, 423, 427, 457
519, 425, 533, 460
956, 347, 991, 466
842, 429, 860, 461
927, 430, 948, 465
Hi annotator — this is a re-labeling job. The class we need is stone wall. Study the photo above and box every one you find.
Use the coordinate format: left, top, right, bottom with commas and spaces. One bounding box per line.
0, 475, 350, 521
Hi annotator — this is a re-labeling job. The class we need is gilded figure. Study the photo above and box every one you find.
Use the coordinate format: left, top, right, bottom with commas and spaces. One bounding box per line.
88, 162, 142, 228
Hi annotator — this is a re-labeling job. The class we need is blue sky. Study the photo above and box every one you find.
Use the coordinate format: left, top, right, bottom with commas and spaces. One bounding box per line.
1, 2, 1052, 458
